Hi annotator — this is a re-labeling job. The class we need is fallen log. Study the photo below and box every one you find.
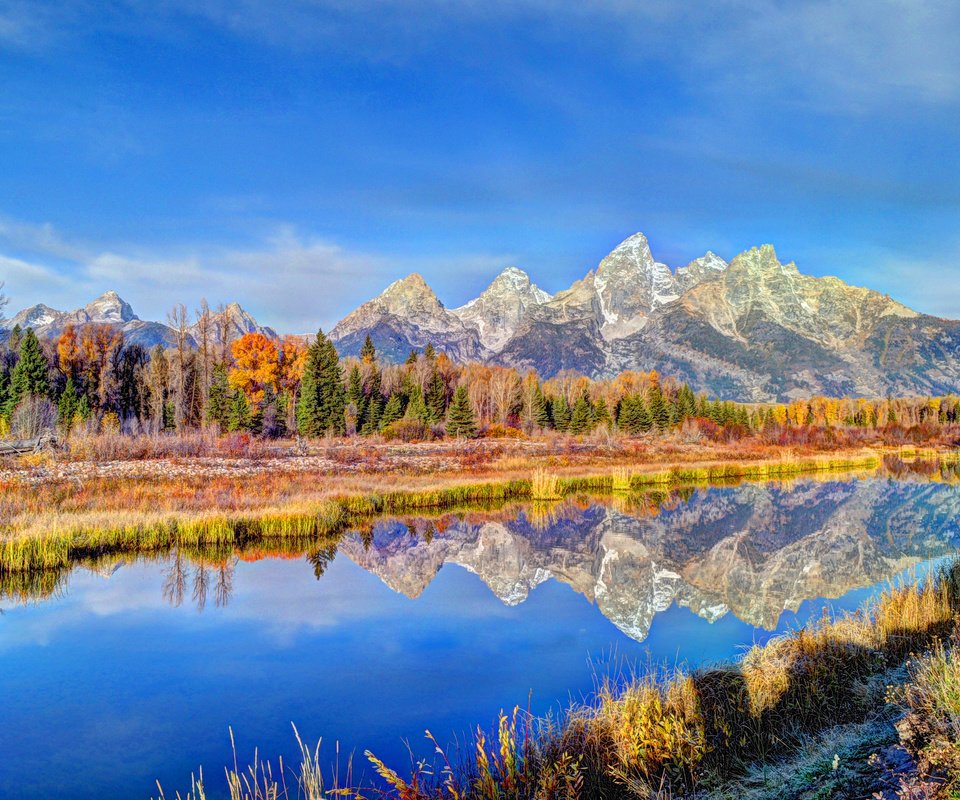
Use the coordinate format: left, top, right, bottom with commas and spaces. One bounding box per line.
0, 434, 58, 456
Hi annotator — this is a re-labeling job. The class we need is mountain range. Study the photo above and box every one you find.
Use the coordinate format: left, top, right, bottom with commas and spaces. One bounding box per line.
4, 231, 960, 401
330, 233, 960, 401
3, 291, 276, 350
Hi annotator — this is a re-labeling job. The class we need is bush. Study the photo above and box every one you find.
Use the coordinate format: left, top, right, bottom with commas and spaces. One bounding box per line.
11, 396, 57, 440
381, 419, 428, 442
483, 423, 525, 439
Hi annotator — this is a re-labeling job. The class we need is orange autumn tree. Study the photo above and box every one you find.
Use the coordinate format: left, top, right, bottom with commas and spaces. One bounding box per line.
228, 332, 280, 406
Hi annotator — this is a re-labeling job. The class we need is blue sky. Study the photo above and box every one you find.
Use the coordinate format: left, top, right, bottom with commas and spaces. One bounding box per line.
1, 0, 959, 332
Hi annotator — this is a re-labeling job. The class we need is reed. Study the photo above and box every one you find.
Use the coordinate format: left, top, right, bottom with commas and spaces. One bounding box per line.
530, 468, 562, 501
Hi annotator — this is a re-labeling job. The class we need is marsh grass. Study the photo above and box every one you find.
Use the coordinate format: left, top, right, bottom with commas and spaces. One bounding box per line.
0, 451, 948, 578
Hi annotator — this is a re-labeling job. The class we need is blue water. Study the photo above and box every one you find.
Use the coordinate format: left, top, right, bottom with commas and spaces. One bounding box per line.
1, 476, 958, 799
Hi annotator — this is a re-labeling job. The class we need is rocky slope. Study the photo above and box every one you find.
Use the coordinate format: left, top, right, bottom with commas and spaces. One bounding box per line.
337, 479, 960, 642
329, 232, 960, 400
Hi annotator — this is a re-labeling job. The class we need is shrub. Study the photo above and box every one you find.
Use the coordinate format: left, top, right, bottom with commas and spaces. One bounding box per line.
381, 419, 428, 442
11, 396, 57, 440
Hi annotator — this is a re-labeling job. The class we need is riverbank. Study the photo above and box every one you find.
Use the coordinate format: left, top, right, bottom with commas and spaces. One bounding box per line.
3, 444, 952, 575
151, 561, 960, 800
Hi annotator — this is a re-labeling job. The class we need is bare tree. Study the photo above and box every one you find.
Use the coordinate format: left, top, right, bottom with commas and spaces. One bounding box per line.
167, 304, 192, 429
195, 299, 213, 424
0, 281, 7, 329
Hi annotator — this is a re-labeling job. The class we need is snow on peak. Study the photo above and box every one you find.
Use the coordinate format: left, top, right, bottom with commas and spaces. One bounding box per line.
85, 291, 138, 323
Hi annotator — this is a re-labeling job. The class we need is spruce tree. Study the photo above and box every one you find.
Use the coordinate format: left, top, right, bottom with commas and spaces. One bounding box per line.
426, 369, 447, 423
5, 328, 49, 416
360, 368, 383, 435
534, 386, 551, 430
57, 377, 81, 431
380, 393, 403, 429
553, 395, 571, 431
227, 389, 252, 432
647, 386, 670, 431
404, 385, 429, 423
569, 393, 593, 434
207, 364, 231, 429
405, 349, 419, 365
423, 343, 436, 361
594, 396, 612, 429
297, 331, 346, 437
359, 335, 376, 364
446, 384, 477, 438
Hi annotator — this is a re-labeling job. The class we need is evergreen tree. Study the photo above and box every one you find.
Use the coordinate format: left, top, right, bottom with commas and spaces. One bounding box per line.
296, 331, 346, 437
426, 369, 447, 423
57, 377, 81, 431
359, 335, 376, 364
405, 349, 419, 365
5, 328, 49, 416
594, 396, 612, 429
227, 389, 252, 432
423, 343, 436, 361
533, 386, 551, 429
404, 384, 430, 423
360, 368, 383, 435
647, 386, 670, 430
569, 393, 593, 434
6, 324, 23, 354
446, 384, 477, 438
380, 393, 403, 429
206, 363, 231, 429
552, 395, 571, 431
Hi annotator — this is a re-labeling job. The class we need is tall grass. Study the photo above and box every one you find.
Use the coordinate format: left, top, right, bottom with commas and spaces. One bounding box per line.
0, 450, 949, 578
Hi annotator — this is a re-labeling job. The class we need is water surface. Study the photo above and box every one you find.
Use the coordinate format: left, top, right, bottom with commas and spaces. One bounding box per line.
2, 473, 959, 799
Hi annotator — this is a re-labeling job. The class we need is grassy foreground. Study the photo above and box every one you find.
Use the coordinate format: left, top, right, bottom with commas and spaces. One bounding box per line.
0, 449, 907, 576
152, 561, 960, 800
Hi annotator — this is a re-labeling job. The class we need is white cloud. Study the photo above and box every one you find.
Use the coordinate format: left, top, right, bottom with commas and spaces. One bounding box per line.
0, 216, 514, 332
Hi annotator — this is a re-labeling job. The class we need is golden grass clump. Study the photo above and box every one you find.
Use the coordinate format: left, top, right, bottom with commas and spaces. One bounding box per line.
530, 469, 562, 501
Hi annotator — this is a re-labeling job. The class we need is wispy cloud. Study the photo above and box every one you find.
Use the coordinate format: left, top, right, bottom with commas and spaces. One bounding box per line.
0, 217, 515, 331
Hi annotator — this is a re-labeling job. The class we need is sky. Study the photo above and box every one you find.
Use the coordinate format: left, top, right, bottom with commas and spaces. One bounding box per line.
1, 0, 959, 332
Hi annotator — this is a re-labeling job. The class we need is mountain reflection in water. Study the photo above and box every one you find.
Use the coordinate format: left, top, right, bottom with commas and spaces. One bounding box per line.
9, 474, 960, 643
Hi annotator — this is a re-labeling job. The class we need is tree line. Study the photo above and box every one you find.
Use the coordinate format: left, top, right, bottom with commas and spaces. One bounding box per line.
2, 313, 960, 441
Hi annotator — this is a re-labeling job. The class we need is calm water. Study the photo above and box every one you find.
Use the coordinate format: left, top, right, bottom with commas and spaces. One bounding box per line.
2, 474, 960, 799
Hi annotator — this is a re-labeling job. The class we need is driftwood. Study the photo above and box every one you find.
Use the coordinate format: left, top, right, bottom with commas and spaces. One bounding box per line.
0, 434, 58, 456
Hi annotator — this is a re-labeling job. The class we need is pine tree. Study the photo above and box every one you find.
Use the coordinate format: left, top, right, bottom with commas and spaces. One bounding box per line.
206, 363, 231, 429
553, 395, 571, 431
360, 368, 383, 435
426, 369, 447, 423
380, 393, 403, 429
296, 331, 346, 437
569, 393, 593, 434
647, 386, 670, 431
57, 377, 80, 431
360, 335, 376, 364
404, 349, 418, 365
534, 386, 551, 430
594, 396, 612, 429
227, 389, 252, 432
404, 384, 429, 423
423, 343, 436, 361
446, 384, 477, 438
5, 328, 49, 416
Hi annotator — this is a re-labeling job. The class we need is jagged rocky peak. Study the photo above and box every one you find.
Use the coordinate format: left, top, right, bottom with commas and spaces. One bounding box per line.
454, 267, 552, 351
84, 290, 138, 324
676, 250, 728, 291
591, 232, 679, 340
378, 273, 447, 315
9, 303, 63, 329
